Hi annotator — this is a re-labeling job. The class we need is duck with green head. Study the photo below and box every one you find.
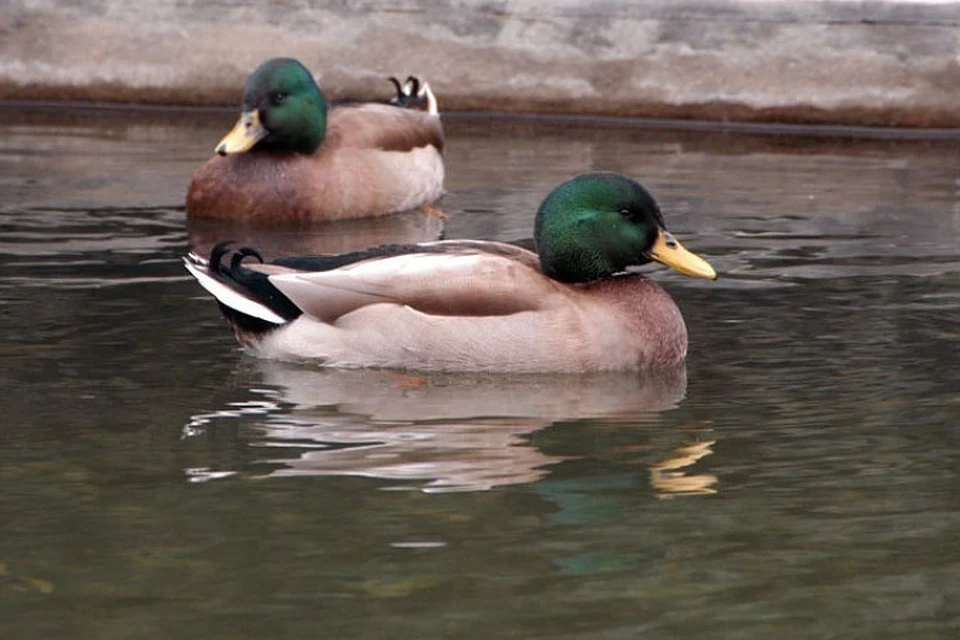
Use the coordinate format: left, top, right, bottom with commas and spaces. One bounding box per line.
184, 172, 716, 372
186, 58, 445, 223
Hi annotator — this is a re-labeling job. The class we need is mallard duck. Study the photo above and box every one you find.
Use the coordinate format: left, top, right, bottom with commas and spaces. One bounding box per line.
184, 172, 717, 373
186, 58, 445, 223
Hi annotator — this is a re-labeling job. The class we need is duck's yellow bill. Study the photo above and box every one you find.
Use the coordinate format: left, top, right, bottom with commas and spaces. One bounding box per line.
215, 110, 267, 156
648, 230, 717, 280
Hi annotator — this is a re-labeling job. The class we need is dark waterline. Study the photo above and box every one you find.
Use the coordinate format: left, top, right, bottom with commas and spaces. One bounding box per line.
0, 107, 958, 639
6, 99, 960, 140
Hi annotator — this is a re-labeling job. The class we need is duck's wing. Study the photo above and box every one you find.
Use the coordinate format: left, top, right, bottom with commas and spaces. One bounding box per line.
266, 241, 554, 323
185, 241, 551, 329
326, 102, 444, 154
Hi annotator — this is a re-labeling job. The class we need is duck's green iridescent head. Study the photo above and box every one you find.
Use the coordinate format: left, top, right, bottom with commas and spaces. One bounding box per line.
216, 58, 327, 156
534, 172, 717, 283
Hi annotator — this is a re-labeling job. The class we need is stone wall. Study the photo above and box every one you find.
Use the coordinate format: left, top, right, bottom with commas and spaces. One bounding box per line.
2, 0, 959, 126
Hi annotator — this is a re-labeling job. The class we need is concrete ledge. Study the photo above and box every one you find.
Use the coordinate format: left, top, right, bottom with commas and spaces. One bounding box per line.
2, 0, 960, 127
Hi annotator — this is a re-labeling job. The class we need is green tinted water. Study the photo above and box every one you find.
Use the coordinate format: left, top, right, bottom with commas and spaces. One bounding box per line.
1, 106, 958, 638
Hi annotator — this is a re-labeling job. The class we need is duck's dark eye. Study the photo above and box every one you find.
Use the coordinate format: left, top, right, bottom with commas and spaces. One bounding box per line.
618, 208, 632, 218
270, 91, 287, 105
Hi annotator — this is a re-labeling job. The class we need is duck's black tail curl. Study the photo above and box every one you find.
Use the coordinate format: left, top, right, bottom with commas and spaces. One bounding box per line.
388, 75, 430, 110
185, 243, 302, 338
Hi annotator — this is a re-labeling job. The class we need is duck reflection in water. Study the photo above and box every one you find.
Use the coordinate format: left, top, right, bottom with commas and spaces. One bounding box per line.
186, 209, 445, 262
184, 362, 716, 495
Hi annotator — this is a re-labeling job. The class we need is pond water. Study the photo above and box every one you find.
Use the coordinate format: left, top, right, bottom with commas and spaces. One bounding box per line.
1, 105, 958, 638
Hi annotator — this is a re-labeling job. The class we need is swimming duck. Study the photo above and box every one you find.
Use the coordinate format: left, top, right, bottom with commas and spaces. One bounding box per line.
186, 58, 445, 223
184, 172, 717, 373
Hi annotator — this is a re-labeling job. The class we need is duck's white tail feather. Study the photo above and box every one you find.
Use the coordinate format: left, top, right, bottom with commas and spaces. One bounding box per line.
183, 256, 287, 325
420, 82, 438, 116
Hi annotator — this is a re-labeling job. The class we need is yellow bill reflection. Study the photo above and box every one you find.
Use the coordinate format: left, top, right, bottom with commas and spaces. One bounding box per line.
650, 433, 718, 499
